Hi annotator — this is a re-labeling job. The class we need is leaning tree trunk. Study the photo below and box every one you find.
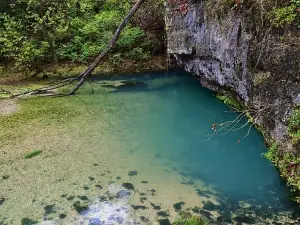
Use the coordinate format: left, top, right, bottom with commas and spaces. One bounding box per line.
67, 0, 147, 95
12, 0, 146, 98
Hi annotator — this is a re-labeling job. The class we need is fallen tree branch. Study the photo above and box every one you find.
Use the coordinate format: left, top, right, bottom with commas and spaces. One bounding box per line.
12, 0, 146, 98
206, 100, 287, 141
0, 88, 12, 97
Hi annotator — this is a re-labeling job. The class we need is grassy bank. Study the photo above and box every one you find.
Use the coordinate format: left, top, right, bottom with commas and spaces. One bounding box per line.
0, 56, 167, 85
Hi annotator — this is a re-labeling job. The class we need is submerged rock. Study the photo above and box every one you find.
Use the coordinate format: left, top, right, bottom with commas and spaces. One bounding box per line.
140, 197, 147, 203
44, 204, 56, 214
21, 218, 38, 225
59, 214, 67, 219
131, 205, 147, 210
140, 216, 149, 222
95, 184, 103, 190
150, 202, 161, 210
173, 202, 185, 211
73, 201, 89, 213
202, 200, 216, 211
158, 219, 171, 225
66, 195, 75, 201
199, 210, 213, 219
157, 211, 169, 217
233, 212, 256, 224
108, 214, 124, 223
88, 177, 95, 181
88, 218, 101, 225
196, 189, 210, 198
128, 170, 138, 176
83, 185, 90, 190
216, 214, 233, 224
78, 196, 89, 201
192, 206, 200, 213
116, 190, 131, 199
2, 175, 10, 180
0, 197, 5, 205
122, 183, 134, 190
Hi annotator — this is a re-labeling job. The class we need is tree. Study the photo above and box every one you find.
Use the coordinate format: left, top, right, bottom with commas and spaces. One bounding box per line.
0, 0, 156, 76
11, 0, 148, 97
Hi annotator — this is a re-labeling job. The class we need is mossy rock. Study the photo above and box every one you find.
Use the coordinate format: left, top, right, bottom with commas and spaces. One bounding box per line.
216, 94, 245, 111
73, 201, 89, 213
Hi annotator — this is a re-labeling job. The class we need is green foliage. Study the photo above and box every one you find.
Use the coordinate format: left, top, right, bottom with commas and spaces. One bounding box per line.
127, 47, 150, 61
173, 212, 209, 225
216, 94, 245, 111
207, 0, 300, 29
263, 142, 278, 163
109, 53, 124, 68
24, 150, 42, 159
288, 107, 300, 145
267, 0, 300, 27
0, 0, 161, 75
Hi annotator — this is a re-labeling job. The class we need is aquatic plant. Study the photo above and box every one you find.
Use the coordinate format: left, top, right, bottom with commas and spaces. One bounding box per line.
216, 94, 244, 111
24, 150, 42, 159
173, 212, 209, 225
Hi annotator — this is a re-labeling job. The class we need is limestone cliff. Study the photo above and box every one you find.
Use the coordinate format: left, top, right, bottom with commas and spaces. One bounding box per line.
166, 0, 300, 146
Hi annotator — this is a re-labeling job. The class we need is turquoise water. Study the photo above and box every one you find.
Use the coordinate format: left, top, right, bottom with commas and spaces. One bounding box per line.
94, 70, 299, 221
1, 70, 299, 224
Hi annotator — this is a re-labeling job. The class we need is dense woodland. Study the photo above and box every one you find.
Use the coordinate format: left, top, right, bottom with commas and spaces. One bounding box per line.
0, 0, 165, 78
1, 0, 300, 79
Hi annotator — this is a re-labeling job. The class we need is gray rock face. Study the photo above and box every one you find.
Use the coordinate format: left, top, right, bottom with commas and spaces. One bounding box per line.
166, 0, 300, 145
167, 1, 250, 101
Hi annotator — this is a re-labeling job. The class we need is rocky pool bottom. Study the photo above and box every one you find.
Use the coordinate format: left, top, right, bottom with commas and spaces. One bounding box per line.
0, 71, 299, 224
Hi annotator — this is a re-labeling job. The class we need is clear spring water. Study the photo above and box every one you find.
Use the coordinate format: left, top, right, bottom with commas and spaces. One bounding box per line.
0, 70, 299, 224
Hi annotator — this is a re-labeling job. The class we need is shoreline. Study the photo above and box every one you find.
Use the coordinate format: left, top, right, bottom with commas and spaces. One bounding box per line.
0, 55, 168, 85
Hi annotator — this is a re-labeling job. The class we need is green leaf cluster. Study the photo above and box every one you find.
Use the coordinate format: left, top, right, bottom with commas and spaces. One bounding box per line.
288, 107, 300, 145
269, 0, 300, 27
0, 0, 160, 75
173, 212, 209, 225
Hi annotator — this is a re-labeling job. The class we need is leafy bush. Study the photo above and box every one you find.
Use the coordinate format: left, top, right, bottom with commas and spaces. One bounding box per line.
109, 53, 123, 68
127, 47, 150, 61
270, 0, 300, 27
263, 142, 278, 163
288, 108, 300, 132
0, 0, 161, 73
288, 107, 300, 145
